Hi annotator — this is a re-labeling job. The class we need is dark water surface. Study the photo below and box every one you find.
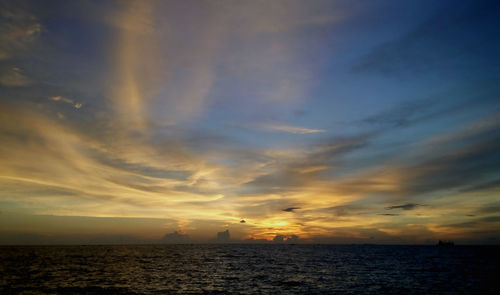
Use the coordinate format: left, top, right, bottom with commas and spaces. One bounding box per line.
1, 244, 498, 294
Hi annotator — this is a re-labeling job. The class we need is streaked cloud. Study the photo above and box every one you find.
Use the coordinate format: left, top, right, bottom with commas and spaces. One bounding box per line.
0, 2, 41, 60
0, 67, 30, 86
0, 0, 498, 244
260, 123, 326, 134
385, 203, 421, 211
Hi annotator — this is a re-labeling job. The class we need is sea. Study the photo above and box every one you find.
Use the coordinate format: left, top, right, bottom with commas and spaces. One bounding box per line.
1, 244, 498, 294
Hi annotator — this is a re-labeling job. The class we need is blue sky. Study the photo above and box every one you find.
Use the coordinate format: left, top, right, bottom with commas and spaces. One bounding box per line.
0, 0, 499, 244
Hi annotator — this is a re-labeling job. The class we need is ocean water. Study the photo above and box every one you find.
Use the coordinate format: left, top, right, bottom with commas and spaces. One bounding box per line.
1, 244, 498, 294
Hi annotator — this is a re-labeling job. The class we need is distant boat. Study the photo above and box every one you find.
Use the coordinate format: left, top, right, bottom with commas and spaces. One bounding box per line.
437, 240, 454, 246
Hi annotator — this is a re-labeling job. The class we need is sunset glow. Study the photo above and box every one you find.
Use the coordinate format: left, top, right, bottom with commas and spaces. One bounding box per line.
0, 0, 499, 245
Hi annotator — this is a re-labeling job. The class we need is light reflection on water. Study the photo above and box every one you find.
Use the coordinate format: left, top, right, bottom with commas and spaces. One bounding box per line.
1, 244, 498, 294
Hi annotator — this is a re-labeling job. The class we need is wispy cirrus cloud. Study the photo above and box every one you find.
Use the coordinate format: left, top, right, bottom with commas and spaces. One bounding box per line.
0, 67, 30, 87
0, 2, 41, 60
1, 0, 499, 244
260, 123, 326, 134
49, 96, 82, 109
0, 3, 40, 89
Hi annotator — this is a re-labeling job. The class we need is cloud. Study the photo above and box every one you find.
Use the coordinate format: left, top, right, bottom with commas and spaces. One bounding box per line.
49, 96, 83, 109
477, 205, 500, 214
1, 0, 498, 245
439, 216, 500, 229
361, 98, 436, 128
397, 117, 500, 196
224, 112, 500, 241
243, 113, 500, 239
352, 0, 500, 76
227, 0, 343, 34
0, 67, 30, 86
385, 203, 421, 210
0, 102, 226, 220
260, 123, 326, 134
460, 179, 500, 193
358, 83, 499, 134
243, 134, 371, 194
322, 205, 366, 217
109, 0, 157, 131
108, 0, 327, 126
0, 3, 42, 60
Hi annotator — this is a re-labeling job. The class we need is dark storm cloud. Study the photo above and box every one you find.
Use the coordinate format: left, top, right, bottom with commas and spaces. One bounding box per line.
352, 0, 500, 75
385, 203, 421, 211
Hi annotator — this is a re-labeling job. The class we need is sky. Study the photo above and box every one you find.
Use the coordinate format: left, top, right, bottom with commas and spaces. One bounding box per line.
0, 0, 499, 245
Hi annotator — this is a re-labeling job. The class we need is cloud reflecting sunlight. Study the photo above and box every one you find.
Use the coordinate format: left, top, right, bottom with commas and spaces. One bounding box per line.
0, 0, 499, 245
